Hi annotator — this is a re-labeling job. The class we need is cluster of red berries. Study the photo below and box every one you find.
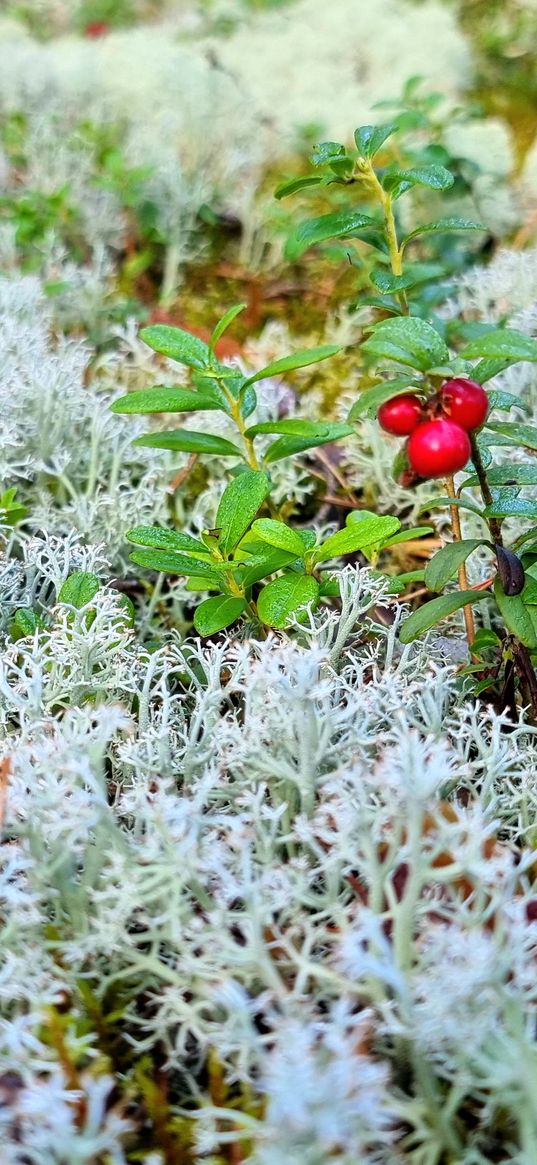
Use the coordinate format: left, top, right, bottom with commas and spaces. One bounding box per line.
377, 378, 488, 480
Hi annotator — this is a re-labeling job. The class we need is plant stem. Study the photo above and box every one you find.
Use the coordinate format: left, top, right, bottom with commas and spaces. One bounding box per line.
444, 474, 476, 649
469, 433, 503, 546
363, 162, 403, 276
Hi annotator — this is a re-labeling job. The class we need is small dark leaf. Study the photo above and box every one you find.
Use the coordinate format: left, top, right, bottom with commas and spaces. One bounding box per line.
496, 546, 525, 596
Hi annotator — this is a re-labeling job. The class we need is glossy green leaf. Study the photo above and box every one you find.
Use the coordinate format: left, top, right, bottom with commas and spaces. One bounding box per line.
10, 608, 43, 640
240, 547, 299, 588
461, 328, 537, 362
242, 345, 341, 387
133, 430, 242, 456
461, 463, 537, 489
127, 525, 209, 557
354, 122, 396, 158
399, 590, 489, 644
484, 421, 537, 451
471, 358, 516, 384
285, 210, 378, 261
216, 470, 270, 556
245, 419, 351, 438
194, 595, 246, 636
257, 574, 320, 629
311, 141, 346, 166
484, 389, 520, 411
251, 519, 306, 557
58, 571, 100, 608
274, 175, 325, 199
483, 491, 537, 519
263, 425, 354, 463
139, 324, 210, 369
370, 263, 444, 294
111, 387, 221, 414
418, 496, 484, 517
129, 548, 224, 577
382, 164, 454, 200
209, 303, 246, 356
380, 525, 434, 548
347, 377, 421, 420
493, 578, 537, 648
424, 539, 487, 592
471, 627, 501, 652
314, 515, 400, 563
401, 217, 485, 249
362, 316, 449, 371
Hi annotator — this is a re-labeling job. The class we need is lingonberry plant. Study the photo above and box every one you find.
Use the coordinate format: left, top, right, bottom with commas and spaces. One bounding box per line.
115, 111, 537, 711
111, 312, 426, 634
280, 113, 537, 712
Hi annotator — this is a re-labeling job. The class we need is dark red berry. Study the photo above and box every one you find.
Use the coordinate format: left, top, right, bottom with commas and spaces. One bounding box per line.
377, 394, 424, 436
439, 378, 488, 432
84, 21, 110, 37
407, 418, 471, 479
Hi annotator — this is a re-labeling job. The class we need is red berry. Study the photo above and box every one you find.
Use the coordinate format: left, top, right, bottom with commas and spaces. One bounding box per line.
407, 418, 471, 479
377, 394, 423, 436
439, 378, 488, 432
84, 21, 110, 37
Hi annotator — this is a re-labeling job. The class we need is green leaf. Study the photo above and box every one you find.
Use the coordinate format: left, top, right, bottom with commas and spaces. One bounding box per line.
347, 377, 421, 420
133, 430, 242, 456
129, 548, 222, 577
242, 345, 341, 387
10, 608, 43, 640
461, 329, 537, 362
485, 389, 520, 411
314, 515, 400, 563
380, 525, 434, 548
401, 217, 485, 250
194, 595, 246, 637
399, 590, 489, 643
274, 175, 325, 199
285, 211, 378, 261
382, 164, 454, 200
139, 324, 210, 370
462, 463, 537, 489
251, 519, 306, 557
484, 421, 537, 451
257, 574, 320, 629
471, 358, 516, 384
58, 571, 100, 608
483, 490, 537, 519
370, 263, 444, 294
493, 578, 537, 648
216, 470, 270, 556
362, 317, 449, 372
418, 496, 484, 517
245, 419, 351, 438
354, 122, 396, 158
209, 303, 246, 357
424, 539, 487, 592
127, 525, 210, 557
259, 423, 353, 463
111, 387, 221, 415
471, 627, 501, 652
310, 141, 347, 166
240, 547, 299, 588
